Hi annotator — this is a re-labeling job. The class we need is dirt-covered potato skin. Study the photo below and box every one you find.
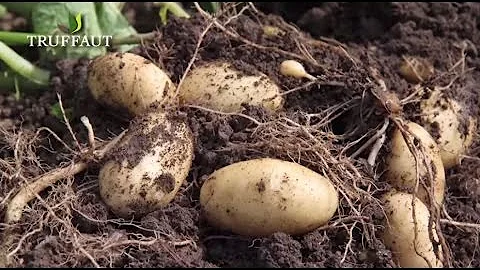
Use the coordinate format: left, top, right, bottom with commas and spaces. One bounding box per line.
382, 192, 443, 268
385, 121, 446, 207
199, 158, 339, 237
178, 61, 284, 113
98, 111, 194, 218
87, 52, 176, 115
420, 88, 477, 169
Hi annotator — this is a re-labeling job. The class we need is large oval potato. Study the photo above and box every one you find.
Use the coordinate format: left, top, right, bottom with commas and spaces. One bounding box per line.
88, 52, 176, 115
178, 61, 284, 113
99, 111, 194, 218
385, 121, 445, 207
382, 191, 443, 268
419, 87, 477, 169
200, 158, 338, 236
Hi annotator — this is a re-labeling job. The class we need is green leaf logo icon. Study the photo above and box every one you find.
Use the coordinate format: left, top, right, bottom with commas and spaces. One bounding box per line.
69, 12, 83, 34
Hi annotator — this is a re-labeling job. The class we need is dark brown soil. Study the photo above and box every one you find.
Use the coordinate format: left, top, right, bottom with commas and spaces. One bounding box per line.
1, 2, 479, 268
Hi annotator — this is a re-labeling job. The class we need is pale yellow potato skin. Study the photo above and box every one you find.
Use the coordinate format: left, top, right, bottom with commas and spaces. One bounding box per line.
178, 62, 284, 113
200, 158, 339, 237
382, 191, 443, 268
88, 52, 176, 115
99, 112, 194, 218
385, 122, 445, 207
420, 88, 477, 169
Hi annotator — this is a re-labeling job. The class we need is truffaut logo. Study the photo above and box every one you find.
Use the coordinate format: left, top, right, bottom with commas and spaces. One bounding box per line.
28, 12, 113, 48
70, 12, 83, 34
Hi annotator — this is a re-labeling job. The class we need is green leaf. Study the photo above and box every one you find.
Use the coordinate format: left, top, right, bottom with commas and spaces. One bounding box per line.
94, 2, 137, 52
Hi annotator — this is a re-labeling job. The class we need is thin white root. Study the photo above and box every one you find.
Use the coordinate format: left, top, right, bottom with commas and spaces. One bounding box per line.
367, 132, 386, 168
80, 116, 95, 151
56, 92, 81, 151
350, 118, 389, 159
440, 219, 480, 230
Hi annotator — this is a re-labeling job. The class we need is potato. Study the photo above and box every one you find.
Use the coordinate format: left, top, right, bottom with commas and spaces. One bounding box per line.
385, 121, 445, 207
88, 52, 176, 115
419, 87, 477, 169
199, 158, 338, 236
99, 111, 194, 218
178, 61, 284, 113
399, 56, 434, 84
382, 191, 443, 268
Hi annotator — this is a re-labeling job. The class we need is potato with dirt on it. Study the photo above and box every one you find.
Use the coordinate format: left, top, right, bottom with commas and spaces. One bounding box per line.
87, 52, 176, 115
385, 121, 445, 207
419, 87, 477, 169
199, 158, 339, 237
177, 61, 284, 113
99, 111, 194, 218
382, 191, 443, 268
399, 56, 434, 84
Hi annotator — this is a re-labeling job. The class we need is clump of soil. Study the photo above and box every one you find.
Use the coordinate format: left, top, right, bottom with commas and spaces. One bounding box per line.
0, 2, 479, 268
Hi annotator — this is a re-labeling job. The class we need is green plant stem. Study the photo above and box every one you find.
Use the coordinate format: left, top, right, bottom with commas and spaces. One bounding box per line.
164, 2, 190, 18
0, 41, 50, 86
155, 2, 190, 18
0, 31, 156, 46
0, 31, 37, 46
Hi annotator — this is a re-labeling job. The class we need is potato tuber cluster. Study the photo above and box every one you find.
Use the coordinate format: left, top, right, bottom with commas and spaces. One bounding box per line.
87, 53, 339, 235
380, 57, 477, 268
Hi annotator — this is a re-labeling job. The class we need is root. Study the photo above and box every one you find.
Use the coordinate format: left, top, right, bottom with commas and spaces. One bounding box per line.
440, 219, 480, 230
193, 2, 328, 72
349, 118, 389, 160
80, 116, 95, 152
391, 117, 452, 267
340, 221, 357, 264
174, 19, 214, 99
4, 128, 127, 224
5, 162, 88, 223
56, 92, 81, 151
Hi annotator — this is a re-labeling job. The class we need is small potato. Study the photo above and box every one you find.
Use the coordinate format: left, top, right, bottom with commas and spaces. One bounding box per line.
178, 61, 284, 113
88, 52, 176, 115
385, 121, 445, 207
399, 56, 434, 84
200, 158, 338, 236
99, 111, 194, 218
420, 88, 477, 169
382, 191, 443, 268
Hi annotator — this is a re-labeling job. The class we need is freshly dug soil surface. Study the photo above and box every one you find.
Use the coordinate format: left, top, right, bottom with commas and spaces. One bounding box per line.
0, 2, 479, 268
